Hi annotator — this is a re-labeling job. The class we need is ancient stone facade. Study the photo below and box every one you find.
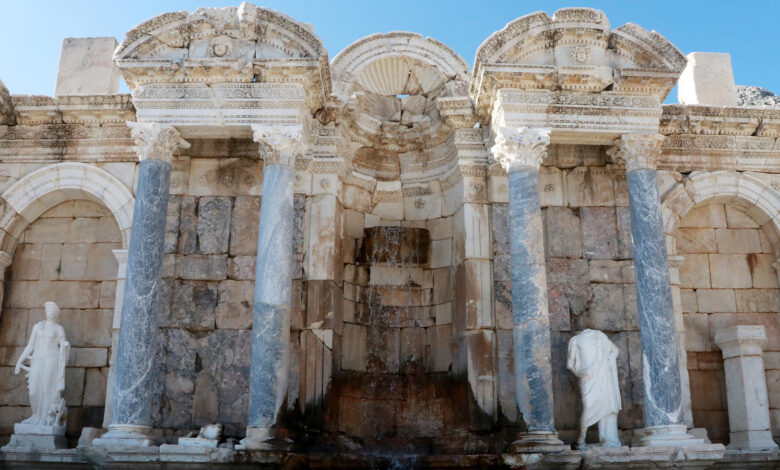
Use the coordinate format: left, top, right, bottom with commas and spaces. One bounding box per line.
0, 4, 778, 469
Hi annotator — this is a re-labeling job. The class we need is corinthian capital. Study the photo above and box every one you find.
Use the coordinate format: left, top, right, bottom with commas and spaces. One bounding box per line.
127, 122, 189, 164
490, 127, 551, 172
608, 133, 665, 172
252, 124, 306, 167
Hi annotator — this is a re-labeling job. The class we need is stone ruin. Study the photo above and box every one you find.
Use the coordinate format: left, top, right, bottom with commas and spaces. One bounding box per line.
0, 3, 778, 469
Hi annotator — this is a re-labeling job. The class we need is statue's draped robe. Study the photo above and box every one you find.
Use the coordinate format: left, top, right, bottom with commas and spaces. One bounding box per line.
23, 322, 69, 425
567, 329, 621, 428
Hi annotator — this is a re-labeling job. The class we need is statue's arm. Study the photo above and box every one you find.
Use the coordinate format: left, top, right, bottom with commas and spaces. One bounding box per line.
14, 324, 38, 374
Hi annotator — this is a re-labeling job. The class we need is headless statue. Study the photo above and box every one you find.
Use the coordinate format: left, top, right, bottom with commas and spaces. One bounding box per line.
567, 329, 621, 448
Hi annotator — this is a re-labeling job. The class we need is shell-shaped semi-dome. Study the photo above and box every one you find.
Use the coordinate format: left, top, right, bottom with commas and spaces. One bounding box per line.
331, 32, 469, 101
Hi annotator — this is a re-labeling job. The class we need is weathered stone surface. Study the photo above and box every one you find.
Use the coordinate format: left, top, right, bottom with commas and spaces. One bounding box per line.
178, 196, 198, 253
175, 254, 227, 280
543, 207, 583, 258
215, 280, 253, 329
581, 207, 619, 259
167, 280, 217, 331
197, 197, 231, 253
230, 196, 261, 256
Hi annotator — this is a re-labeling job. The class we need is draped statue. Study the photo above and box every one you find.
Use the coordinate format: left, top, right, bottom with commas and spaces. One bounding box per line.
567, 329, 621, 448
14, 301, 70, 427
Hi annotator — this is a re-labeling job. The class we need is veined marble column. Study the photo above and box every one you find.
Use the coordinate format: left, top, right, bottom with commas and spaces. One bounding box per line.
491, 127, 565, 453
242, 124, 305, 450
95, 123, 188, 447
610, 134, 701, 447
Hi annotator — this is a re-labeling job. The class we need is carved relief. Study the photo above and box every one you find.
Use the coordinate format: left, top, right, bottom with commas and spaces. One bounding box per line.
491, 127, 551, 172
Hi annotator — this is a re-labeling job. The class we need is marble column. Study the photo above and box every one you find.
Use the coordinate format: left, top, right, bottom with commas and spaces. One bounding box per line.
102, 249, 129, 429
491, 127, 565, 453
610, 134, 701, 447
714, 325, 779, 451
242, 124, 305, 450
94, 123, 188, 447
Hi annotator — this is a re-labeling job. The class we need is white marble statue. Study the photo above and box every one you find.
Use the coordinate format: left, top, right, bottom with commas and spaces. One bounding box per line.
567, 329, 621, 448
14, 301, 70, 427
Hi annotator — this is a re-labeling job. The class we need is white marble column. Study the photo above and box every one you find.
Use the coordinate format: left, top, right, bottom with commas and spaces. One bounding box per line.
714, 325, 779, 451
610, 134, 702, 447
491, 127, 565, 453
242, 124, 306, 450
95, 123, 188, 447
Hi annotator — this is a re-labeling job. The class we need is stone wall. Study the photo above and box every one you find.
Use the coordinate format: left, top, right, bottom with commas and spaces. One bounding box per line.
679, 203, 780, 443
0, 200, 120, 445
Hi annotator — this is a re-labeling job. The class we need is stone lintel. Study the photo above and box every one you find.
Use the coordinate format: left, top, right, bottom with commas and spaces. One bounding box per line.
492, 90, 662, 145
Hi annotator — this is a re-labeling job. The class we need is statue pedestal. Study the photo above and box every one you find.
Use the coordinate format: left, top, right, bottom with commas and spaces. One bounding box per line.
2, 423, 67, 450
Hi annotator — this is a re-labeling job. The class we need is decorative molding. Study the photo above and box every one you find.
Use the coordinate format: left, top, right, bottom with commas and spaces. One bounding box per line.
127, 122, 190, 164
251, 124, 306, 167
608, 133, 665, 172
491, 127, 551, 172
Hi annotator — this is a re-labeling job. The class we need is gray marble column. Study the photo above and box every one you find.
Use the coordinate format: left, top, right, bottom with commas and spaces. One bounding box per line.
492, 127, 565, 453
94, 123, 188, 447
610, 134, 702, 447
242, 124, 305, 450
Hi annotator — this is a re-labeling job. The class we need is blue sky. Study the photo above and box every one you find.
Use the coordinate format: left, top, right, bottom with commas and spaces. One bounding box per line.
1, 0, 778, 102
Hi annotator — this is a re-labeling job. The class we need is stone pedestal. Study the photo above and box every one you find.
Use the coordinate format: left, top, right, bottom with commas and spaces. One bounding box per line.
94, 123, 188, 448
715, 325, 779, 451
491, 127, 566, 453
610, 134, 702, 448
2, 423, 67, 450
242, 124, 305, 450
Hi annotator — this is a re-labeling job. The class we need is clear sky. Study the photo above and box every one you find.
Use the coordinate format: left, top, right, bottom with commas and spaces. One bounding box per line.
1, 0, 778, 102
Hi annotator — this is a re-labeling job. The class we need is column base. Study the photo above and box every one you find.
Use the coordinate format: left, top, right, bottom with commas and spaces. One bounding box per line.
237, 427, 293, 451
1, 423, 67, 451
727, 430, 780, 451
507, 431, 569, 453
639, 424, 704, 447
92, 424, 157, 447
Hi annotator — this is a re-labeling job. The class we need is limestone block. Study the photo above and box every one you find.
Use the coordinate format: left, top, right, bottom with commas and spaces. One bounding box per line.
0, 367, 30, 405
178, 196, 198, 253
69, 348, 108, 368
6, 281, 101, 309
399, 327, 425, 373
725, 205, 760, 228
215, 280, 253, 329
435, 303, 452, 326
342, 323, 367, 372
684, 313, 712, 351
749, 254, 779, 288
167, 281, 217, 331
187, 158, 263, 197
680, 205, 727, 228
577, 284, 627, 331
615, 207, 633, 259
61, 309, 112, 347
430, 239, 452, 269
679, 254, 711, 289
678, 52, 738, 107
197, 197, 231, 254
547, 258, 590, 286
84, 243, 121, 281
709, 254, 752, 288
539, 166, 565, 207
496, 330, 518, 423
493, 254, 510, 282
63, 367, 85, 406
680, 289, 698, 313
715, 228, 762, 253
426, 216, 452, 240
306, 280, 342, 330
305, 195, 342, 281
165, 197, 181, 253
547, 285, 572, 331
455, 259, 493, 329
460, 330, 495, 417
494, 281, 512, 330
676, 228, 717, 253
54, 37, 120, 96
0, 310, 30, 347
543, 207, 583, 258
344, 210, 365, 239
589, 260, 632, 284
581, 207, 619, 259
341, 184, 373, 213
709, 313, 780, 351
174, 254, 227, 280
735, 289, 780, 313
83, 368, 108, 407
11, 244, 41, 281
491, 203, 510, 255
566, 167, 615, 207
696, 289, 736, 313
432, 267, 453, 304
454, 204, 490, 261
427, 324, 453, 373
488, 174, 509, 203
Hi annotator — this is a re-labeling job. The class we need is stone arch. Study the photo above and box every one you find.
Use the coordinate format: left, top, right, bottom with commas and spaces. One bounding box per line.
0, 162, 134, 256
661, 171, 780, 256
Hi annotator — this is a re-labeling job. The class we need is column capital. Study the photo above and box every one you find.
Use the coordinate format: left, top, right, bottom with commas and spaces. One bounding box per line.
608, 133, 665, 172
715, 325, 767, 359
127, 122, 189, 164
490, 126, 551, 172
251, 124, 306, 167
